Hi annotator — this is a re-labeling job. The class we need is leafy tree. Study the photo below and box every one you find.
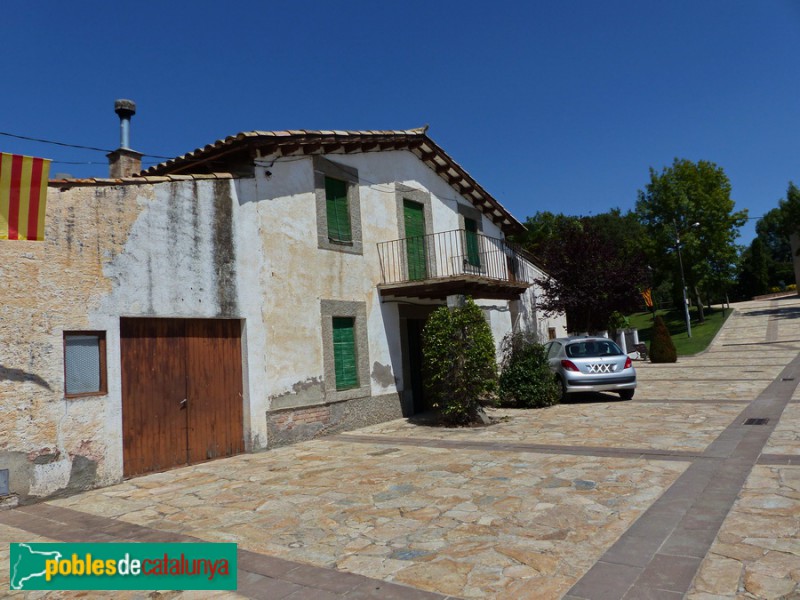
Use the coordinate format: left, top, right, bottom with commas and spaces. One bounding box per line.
588, 208, 647, 257
515, 211, 577, 259
754, 207, 795, 290
756, 207, 792, 263
498, 332, 560, 409
731, 182, 799, 299
533, 217, 648, 333
736, 238, 770, 298
779, 182, 800, 241
517, 209, 646, 263
422, 297, 497, 425
636, 159, 747, 322
649, 316, 677, 363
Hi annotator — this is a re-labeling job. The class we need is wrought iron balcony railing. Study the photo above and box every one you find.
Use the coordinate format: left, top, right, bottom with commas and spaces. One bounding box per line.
378, 229, 528, 286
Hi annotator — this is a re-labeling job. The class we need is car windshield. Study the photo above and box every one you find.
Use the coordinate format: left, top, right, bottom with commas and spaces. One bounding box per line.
565, 340, 624, 358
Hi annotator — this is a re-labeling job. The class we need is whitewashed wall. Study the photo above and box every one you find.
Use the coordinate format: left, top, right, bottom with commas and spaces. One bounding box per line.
0, 148, 566, 499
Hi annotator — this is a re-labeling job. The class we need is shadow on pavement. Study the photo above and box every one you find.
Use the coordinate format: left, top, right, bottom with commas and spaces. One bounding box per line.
561, 391, 630, 404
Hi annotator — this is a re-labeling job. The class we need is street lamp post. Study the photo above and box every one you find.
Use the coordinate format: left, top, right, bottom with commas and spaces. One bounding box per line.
673, 220, 699, 338
675, 230, 692, 338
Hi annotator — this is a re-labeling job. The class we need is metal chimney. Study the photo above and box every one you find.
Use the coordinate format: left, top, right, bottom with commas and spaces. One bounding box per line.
108, 99, 143, 178
114, 99, 136, 149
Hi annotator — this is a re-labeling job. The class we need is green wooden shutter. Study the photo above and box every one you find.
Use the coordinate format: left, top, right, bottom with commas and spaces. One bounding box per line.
325, 177, 352, 242
332, 317, 358, 390
403, 200, 427, 281
464, 218, 481, 267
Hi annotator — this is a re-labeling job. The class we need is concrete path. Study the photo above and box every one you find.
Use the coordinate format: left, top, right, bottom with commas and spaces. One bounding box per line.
1, 297, 799, 599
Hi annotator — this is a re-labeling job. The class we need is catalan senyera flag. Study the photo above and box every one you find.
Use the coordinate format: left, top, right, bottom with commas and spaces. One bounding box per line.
0, 152, 51, 241
641, 288, 654, 309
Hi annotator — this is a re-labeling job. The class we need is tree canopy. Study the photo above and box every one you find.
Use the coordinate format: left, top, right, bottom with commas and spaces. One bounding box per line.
732, 181, 799, 299
736, 237, 770, 298
756, 207, 792, 264
636, 158, 747, 319
779, 182, 800, 240
529, 214, 648, 333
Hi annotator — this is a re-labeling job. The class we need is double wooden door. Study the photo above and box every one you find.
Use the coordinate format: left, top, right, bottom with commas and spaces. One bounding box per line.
121, 318, 244, 477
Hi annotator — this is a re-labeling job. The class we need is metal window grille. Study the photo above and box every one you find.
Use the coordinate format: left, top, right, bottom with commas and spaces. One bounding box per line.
65, 335, 101, 395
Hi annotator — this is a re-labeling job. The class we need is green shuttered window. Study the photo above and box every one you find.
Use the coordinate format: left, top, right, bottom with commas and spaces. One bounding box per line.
464, 218, 481, 267
404, 199, 427, 280
325, 177, 352, 242
332, 317, 358, 390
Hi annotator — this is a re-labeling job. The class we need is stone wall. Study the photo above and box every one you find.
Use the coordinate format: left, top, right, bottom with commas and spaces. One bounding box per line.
0, 184, 148, 501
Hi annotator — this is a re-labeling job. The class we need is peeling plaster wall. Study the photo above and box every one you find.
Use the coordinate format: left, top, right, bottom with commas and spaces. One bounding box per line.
0, 179, 263, 501
1, 184, 148, 500
255, 150, 471, 414
255, 153, 406, 444
0, 148, 565, 499
254, 150, 564, 443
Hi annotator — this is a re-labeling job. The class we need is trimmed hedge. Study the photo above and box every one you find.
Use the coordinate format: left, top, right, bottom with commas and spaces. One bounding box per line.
649, 315, 677, 363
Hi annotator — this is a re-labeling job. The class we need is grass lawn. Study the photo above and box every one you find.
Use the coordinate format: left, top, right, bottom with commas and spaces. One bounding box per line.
628, 306, 732, 356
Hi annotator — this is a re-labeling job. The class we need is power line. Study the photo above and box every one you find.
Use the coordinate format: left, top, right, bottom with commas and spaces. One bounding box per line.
0, 130, 173, 159
0, 131, 113, 153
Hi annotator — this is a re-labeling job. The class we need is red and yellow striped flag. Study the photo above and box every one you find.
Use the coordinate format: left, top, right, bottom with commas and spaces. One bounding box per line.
0, 152, 51, 241
641, 288, 654, 309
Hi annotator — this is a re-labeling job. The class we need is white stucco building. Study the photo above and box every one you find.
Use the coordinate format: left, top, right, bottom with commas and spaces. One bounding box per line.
0, 127, 566, 501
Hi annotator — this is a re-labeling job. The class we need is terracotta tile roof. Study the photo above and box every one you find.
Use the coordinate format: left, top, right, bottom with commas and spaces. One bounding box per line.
139, 128, 525, 234
49, 173, 234, 186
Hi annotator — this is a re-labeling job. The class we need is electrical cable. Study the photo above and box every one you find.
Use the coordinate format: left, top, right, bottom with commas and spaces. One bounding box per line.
0, 130, 174, 159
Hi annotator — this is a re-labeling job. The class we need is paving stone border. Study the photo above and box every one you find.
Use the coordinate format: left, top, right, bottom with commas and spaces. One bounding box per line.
0, 503, 452, 600
565, 352, 800, 599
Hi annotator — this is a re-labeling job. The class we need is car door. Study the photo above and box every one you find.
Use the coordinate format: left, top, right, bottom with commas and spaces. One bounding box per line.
545, 341, 562, 372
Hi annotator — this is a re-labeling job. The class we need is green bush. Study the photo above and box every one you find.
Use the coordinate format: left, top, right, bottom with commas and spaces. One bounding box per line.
788, 284, 797, 291
607, 311, 630, 338
422, 297, 497, 425
498, 332, 560, 408
649, 315, 677, 363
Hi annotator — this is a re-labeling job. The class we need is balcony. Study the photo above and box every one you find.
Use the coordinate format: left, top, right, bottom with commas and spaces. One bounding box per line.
377, 229, 532, 300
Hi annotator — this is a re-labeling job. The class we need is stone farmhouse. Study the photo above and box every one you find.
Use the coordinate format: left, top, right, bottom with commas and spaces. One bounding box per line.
1, 106, 566, 501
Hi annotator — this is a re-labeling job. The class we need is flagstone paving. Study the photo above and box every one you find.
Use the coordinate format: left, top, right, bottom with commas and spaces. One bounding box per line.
30, 442, 688, 599
343, 402, 747, 453
2, 296, 800, 599
687, 465, 800, 600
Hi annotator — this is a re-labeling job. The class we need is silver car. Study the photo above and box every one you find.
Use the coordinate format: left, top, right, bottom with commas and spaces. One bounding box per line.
544, 336, 636, 400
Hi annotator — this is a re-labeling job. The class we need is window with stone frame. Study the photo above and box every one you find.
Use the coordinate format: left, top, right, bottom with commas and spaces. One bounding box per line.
320, 300, 370, 402
332, 317, 358, 390
314, 157, 362, 254
325, 176, 352, 243
63, 331, 107, 397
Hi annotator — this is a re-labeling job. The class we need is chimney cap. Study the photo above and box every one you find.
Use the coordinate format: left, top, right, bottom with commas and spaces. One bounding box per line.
114, 99, 136, 118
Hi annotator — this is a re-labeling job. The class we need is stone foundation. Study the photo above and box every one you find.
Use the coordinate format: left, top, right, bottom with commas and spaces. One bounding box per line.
266, 393, 403, 448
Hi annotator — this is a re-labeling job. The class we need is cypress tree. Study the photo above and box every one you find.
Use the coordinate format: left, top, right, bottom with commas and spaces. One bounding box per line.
649, 316, 677, 363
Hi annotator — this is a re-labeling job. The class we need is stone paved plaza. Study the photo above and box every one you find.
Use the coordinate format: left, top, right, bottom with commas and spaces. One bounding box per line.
1, 297, 799, 599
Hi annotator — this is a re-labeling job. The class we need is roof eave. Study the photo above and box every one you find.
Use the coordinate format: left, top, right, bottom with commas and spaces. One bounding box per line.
140, 128, 525, 235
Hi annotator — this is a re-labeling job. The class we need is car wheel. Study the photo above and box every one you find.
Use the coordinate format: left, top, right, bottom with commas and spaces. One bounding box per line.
619, 389, 635, 400
558, 376, 568, 402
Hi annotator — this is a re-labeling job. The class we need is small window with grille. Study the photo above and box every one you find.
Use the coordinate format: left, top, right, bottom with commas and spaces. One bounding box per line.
63, 331, 107, 397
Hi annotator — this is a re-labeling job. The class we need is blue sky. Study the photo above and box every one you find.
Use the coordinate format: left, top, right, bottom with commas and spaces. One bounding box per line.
3, 1, 799, 245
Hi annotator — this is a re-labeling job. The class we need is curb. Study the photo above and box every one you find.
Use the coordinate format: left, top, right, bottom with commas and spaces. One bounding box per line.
687, 307, 736, 357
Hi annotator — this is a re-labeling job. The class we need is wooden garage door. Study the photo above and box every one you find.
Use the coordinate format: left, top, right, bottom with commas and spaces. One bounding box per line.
121, 318, 244, 477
